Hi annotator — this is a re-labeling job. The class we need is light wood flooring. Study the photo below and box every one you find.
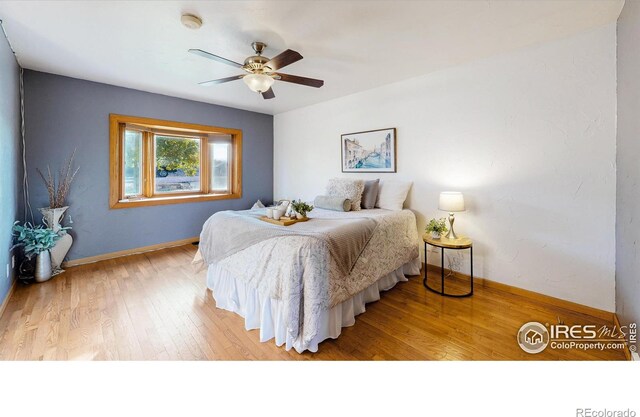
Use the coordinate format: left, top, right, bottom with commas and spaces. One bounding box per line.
0, 244, 626, 360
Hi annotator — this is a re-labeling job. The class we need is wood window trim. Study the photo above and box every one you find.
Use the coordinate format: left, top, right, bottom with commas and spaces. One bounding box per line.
109, 114, 242, 209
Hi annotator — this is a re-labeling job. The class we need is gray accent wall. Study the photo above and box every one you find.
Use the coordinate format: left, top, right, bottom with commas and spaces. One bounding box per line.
24, 70, 273, 261
616, 2, 640, 330
0, 27, 20, 303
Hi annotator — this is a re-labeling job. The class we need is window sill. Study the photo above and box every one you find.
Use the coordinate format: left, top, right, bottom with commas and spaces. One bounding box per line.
110, 192, 241, 209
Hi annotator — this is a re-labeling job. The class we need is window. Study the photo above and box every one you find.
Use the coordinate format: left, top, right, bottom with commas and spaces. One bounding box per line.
110, 114, 242, 209
153, 135, 201, 195
123, 130, 143, 197
209, 136, 232, 193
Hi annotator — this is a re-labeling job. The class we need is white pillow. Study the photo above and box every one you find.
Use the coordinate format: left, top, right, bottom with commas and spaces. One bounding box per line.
375, 180, 412, 211
251, 200, 265, 209
326, 178, 365, 211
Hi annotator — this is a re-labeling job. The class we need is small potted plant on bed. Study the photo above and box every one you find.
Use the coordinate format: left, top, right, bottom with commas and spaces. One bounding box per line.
425, 218, 448, 239
291, 200, 314, 219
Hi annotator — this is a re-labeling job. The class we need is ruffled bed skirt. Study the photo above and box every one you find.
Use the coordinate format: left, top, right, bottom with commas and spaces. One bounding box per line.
206, 258, 422, 353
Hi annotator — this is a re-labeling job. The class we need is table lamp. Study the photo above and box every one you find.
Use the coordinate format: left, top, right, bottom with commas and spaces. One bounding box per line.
439, 191, 465, 239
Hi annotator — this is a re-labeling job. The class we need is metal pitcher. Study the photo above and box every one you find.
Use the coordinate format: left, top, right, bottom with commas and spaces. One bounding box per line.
34, 250, 53, 283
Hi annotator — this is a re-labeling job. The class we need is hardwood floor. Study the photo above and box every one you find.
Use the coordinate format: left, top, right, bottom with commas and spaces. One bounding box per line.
0, 244, 626, 360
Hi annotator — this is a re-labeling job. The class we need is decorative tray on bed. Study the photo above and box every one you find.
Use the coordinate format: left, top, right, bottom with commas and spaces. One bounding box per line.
259, 216, 309, 226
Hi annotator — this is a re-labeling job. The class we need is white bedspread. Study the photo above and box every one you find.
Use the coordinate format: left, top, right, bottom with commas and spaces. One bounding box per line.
196, 208, 420, 350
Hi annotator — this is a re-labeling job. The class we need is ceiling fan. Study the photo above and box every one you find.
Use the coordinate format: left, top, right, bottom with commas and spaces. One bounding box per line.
189, 42, 324, 100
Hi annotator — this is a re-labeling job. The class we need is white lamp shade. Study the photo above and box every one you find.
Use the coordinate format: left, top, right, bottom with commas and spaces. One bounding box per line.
439, 191, 465, 212
243, 73, 275, 93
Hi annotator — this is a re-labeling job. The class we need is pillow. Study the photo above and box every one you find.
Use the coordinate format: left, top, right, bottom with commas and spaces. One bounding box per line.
251, 199, 265, 209
314, 195, 352, 212
375, 180, 412, 211
361, 179, 380, 209
326, 178, 365, 211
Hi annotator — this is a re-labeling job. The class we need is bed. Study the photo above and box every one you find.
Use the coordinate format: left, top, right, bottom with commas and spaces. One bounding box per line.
194, 207, 420, 353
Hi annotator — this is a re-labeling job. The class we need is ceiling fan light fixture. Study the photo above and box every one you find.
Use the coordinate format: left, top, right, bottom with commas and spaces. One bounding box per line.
243, 73, 274, 93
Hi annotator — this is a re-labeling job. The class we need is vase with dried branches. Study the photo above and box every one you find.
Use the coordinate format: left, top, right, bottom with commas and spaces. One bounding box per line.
36, 150, 79, 273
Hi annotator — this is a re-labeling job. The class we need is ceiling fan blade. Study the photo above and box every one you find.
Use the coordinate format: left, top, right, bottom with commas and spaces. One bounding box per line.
189, 48, 244, 68
266, 49, 303, 71
275, 73, 324, 88
198, 75, 244, 86
261, 87, 275, 99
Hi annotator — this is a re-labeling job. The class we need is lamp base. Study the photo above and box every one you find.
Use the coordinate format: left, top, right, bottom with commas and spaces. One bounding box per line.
445, 212, 458, 240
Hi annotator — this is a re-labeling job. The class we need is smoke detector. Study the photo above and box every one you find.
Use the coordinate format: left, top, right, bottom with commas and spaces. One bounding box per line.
181, 14, 202, 29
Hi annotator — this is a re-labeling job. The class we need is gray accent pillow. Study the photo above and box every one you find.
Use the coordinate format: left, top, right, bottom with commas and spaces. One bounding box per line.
314, 195, 352, 212
361, 179, 380, 209
326, 178, 365, 211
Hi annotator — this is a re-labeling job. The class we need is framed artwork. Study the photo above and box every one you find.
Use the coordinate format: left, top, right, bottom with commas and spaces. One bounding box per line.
341, 127, 396, 173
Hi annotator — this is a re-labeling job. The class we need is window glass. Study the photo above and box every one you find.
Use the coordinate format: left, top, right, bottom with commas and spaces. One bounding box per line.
154, 135, 201, 193
209, 139, 231, 193
124, 130, 143, 196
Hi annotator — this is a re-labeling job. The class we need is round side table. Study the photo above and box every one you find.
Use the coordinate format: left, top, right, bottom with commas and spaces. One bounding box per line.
423, 235, 473, 297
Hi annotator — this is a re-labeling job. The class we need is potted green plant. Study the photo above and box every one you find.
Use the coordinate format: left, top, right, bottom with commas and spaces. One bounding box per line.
12, 222, 68, 282
290, 199, 314, 219
425, 218, 448, 239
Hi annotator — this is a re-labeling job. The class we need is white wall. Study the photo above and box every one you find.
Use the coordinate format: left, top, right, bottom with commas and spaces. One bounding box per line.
274, 24, 617, 311
616, 2, 640, 328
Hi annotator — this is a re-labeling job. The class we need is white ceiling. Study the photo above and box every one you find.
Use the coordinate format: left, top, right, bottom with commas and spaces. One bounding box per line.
0, 0, 624, 115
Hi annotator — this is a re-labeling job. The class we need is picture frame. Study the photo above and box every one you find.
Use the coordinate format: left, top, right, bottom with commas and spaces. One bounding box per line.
341, 127, 396, 173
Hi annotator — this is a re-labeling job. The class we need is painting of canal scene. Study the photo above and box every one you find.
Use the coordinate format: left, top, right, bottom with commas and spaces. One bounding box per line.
341, 128, 396, 173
